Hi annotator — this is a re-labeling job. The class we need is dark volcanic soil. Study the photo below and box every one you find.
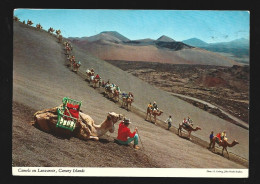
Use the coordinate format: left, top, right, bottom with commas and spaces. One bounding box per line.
13, 21, 248, 169
105, 60, 249, 124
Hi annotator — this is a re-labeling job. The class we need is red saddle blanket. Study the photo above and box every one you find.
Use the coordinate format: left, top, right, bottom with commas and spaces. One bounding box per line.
64, 103, 80, 119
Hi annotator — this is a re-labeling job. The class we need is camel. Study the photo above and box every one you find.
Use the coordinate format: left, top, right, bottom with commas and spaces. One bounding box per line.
58, 35, 63, 43
104, 84, 113, 96
32, 106, 123, 141
92, 78, 101, 89
113, 89, 120, 102
56, 29, 61, 35
86, 69, 95, 82
27, 20, 33, 26
178, 123, 201, 140
13, 16, 20, 22
145, 107, 163, 124
67, 56, 75, 68
72, 62, 81, 72
36, 23, 42, 29
121, 92, 134, 111
48, 27, 54, 34
209, 136, 239, 158
65, 45, 71, 54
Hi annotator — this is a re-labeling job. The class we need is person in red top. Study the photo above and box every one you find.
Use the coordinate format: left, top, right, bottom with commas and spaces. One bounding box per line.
95, 74, 100, 79
116, 118, 139, 149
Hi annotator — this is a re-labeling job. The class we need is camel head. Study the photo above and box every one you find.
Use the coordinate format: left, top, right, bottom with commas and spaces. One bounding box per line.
106, 112, 123, 133
196, 126, 201, 131
233, 140, 239, 145
107, 112, 123, 124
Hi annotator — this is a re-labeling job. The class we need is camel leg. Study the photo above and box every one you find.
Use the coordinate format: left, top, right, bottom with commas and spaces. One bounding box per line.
89, 136, 99, 141
178, 128, 181, 136
222, 147, 229, 159
226, 148, 229, 159
188, 131, 192, 140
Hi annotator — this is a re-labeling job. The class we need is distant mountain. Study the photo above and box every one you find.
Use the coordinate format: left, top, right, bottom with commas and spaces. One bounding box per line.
157, 35, 175, 42
182, 38, 209, 47
68, 31, 239, 66
182, 37, 249, 63
209, 38, 249, 49
69, 31, 130, 43
100, 31, 130, 42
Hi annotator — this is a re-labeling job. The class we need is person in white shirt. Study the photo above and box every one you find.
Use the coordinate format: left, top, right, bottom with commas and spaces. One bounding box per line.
165, 115, 172, 130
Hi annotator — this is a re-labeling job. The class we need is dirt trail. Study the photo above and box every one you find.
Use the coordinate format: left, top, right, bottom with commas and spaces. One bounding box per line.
13, 22, 248, 168
169, 92, 248, 129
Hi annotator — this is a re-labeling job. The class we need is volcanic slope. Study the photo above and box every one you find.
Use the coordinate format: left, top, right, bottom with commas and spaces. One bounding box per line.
70, 34, 239, 66
13, 21, 247, 168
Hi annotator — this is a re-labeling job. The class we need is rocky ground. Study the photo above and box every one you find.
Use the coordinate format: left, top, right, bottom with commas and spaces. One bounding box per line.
105, 60, 249, 125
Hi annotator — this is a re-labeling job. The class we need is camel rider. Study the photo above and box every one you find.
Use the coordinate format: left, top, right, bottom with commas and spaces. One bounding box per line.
165, 115, 172, 130
187, 116, 193, 126
95, 74, 100, 80
152, 101, 158, 111
121, 91, 128, 98
91, 68, 94, 73
116, 118, 139, 149
148, 102, 153, 109
221, 131, 227, 141
105, 79, 110, 85
182, 118, 190, 128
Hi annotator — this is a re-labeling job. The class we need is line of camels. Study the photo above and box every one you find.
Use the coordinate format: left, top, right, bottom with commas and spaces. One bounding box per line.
15, 16, 239, 159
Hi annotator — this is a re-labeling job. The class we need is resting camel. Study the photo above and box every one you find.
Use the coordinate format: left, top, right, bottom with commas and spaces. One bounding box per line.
145, 107, 163, 124
32, 106, 123, 141
178, 123, 201, 140
36, 23, 42, 29
27, 20, 33, 26
209, 136, 239, 158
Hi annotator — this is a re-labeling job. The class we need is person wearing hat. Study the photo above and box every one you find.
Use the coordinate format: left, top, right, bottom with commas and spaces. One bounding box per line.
116, 118, 139, 149
152, 101, 158, 111
221, 130, 227, 142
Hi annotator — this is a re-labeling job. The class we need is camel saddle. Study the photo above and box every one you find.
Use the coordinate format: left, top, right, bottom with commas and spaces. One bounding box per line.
56, 97, 82, 131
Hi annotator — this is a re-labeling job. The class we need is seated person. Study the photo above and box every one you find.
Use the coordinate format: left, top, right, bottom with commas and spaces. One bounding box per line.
116, 118, 139, 149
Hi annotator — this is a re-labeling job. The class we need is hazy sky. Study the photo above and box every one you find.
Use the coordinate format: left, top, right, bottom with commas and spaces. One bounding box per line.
14, 9, 250, 43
